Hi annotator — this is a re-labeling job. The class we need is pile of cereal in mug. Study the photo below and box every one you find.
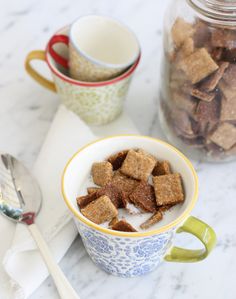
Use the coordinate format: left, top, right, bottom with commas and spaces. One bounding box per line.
76, 149, 185, 232
163, 18, 236, 158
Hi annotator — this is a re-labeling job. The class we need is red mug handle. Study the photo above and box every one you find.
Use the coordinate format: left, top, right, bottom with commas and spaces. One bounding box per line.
48, 34, 69, 69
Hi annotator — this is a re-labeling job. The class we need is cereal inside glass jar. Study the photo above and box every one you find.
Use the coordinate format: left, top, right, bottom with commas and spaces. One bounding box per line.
159, 0, 236, 162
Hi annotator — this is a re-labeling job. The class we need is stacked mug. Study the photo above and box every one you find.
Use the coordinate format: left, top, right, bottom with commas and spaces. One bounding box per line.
25, 16, 141, 125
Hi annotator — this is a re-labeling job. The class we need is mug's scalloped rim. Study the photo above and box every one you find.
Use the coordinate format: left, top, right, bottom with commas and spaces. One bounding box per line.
61, 135, 199, 238
45, 25, 141, 88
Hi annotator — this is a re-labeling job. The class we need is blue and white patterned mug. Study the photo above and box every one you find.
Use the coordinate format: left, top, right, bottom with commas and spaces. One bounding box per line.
61, 135, 217, 277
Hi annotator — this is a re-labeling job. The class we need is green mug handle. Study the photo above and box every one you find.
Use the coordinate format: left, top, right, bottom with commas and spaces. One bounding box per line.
165, 216, 217, 262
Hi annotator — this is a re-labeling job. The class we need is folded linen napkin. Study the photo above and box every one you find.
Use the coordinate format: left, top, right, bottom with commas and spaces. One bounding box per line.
0, 105, 138, 299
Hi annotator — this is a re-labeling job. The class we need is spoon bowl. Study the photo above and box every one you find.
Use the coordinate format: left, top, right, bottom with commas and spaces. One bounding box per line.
0, 153, 80, 299
0, 153, 41, 223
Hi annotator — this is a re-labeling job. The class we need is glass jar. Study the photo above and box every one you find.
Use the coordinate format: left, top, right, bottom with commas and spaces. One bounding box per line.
159, 0, 236, 162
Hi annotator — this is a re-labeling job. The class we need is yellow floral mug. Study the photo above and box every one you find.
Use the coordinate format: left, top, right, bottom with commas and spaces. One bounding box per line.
61, 135, 217, 277
25, 26, 140, 125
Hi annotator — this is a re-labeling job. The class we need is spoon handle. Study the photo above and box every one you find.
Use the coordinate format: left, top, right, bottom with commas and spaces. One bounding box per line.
28, 223, 80, 299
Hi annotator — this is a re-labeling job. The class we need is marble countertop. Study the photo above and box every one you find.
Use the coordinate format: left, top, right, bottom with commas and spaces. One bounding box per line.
1, 0, 236, 298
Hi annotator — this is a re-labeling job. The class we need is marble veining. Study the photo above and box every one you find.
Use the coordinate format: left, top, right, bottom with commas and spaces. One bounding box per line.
1, 0, 236, 298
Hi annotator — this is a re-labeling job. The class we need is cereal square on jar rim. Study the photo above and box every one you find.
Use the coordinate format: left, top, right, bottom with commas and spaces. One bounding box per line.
91, 161, 113, 187
121, 150, 156, 181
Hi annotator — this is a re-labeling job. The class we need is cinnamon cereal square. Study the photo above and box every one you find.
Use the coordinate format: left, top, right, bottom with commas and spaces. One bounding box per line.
136, 149, 157, 164
211, 48, 224, 61
175, 38, 195, 62
111, 171, 139, 208
91, 161, 113, 186
193, 20, 211, 48
227, 144, 236, 155
107, 150, 128, 170
81, 195, 118, 224
200, 61, 229, 92
112, 219, 137, 232
140, 211, 163, 230
178, 48, 219, 84
172, 109, 196, 137
112, 171, 139, 192
209, 123, 236, 150
170, 68, 189, 88
129, 182, 157, 213
96, 182, 124, 208
219, 81, 236, 100
171, 91, 197, 115
77, 192, 97, 209
152, 161, 171, 176
223, 64, 236, 87
181, 37, 194, 57
223, 48, 236, 62
221, 96, 236, 122
87, 187, 100, 194
109, 217, 119, 227
171, 18, 195, 48
153, 173, 184, 206
195, 98, 219, 124
121, 150, 156, 181
191, 88, 215, 102
211, 28, 236, 49
79, 183, 124, 209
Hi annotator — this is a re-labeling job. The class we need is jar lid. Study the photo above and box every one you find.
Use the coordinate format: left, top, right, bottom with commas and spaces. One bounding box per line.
188, 0, 236, 24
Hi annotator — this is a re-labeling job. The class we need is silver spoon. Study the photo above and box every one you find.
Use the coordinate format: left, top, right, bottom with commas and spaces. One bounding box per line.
0, 153, 80, 299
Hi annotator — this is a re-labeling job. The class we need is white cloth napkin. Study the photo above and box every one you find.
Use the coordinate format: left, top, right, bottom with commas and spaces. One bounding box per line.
0, 105, 138, 299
